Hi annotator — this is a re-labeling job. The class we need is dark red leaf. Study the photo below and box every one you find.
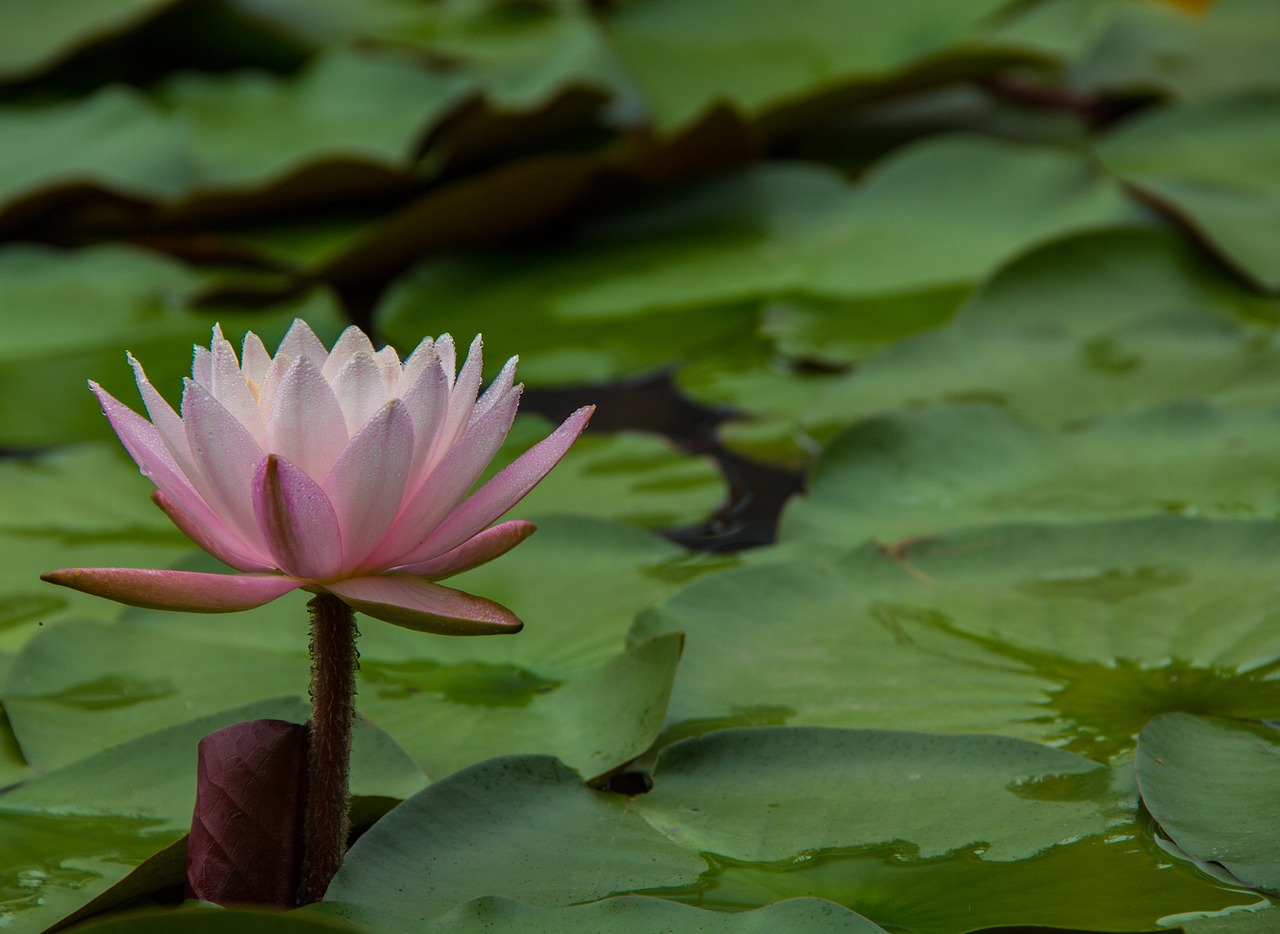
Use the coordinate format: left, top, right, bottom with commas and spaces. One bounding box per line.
186, 718, 308, 907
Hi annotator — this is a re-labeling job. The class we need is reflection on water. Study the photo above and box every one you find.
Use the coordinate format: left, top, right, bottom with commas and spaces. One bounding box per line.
0, 811, 174, 921
633, 833, 1258, 934
360, 659, 561, 707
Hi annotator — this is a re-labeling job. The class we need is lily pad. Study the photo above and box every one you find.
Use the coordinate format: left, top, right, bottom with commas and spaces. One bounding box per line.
605, 0, 1036, 131
158, 49, 477, 191
1096, 92, 1280, 289
0, 697, 424, 933
327, 731, 1249, 932
486, 417, 726, 530
781, 402, 1280, 548
0, 0, 180, 81
0, 244, 346, 446
1137, 713, 1280, 895
380, 137, 1134, 386
637, 518, 1280, 761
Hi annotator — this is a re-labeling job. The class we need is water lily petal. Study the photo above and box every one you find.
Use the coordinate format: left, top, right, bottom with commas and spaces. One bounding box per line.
400, 350, 450, 484
367, 382, 522, 568
324, 401, 414, 571
208, 324, 265, 445
241, 331, 272, 390
400, 336, 437, 392
326, 575, 522, 635
253, 455, 344, 580
469, 355, 518, 427
393, 520, 535, 578
322, 326, 377, 381
436, 333, 457, 384
276, 318, 328, 367
330, 352, 390, 436
183, 378, 266, 545
402, 405, 593, 565
439, 334, 483, 451
41, 568, 299, 612
152, 491, 273, 572
265, 355, 349, 480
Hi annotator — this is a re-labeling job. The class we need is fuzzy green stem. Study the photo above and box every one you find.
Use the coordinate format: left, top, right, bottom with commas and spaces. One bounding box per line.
297, 593, 358, 905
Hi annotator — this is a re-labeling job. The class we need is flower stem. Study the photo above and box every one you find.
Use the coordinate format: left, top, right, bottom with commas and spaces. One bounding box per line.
298, 593, 358, 905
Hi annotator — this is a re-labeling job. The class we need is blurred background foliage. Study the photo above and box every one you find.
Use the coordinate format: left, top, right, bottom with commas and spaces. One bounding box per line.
3, 0, 1280, 932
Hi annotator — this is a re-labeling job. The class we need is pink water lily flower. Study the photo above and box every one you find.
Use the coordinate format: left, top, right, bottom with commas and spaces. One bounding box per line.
43, 320, 592, 635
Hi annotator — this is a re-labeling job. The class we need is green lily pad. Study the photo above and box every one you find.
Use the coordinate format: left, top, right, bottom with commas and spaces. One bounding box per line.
0, 697, 424, 933
158, 50, 477, 191
414, 896, 888, 934
486, 417, 726, 530
380, 137, 1133, 386
781, 401, 1280, 548
72, 906, 369, 934
2, 618, 310, 772
1065, 0, 1280, 103
1137, 713, 1280, 895
1096, 92, 1280, 290
0, 0, 180, 81
0, 88, 189, 224
0, 443, 199, 652
327, 731, 1249, 932
0, 244, 346, 446
690, 227, 1280, 455
605, 0, 1035, 131
806, 310, 1280, 438
637, 518, 1280, 761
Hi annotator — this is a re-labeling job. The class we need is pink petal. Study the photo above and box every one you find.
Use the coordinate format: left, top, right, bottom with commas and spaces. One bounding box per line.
436, 333, 457, 384
276, 319, 328, 367
326, 575, 522, 635
265, 356, 349, 480
365, 383, 522, 569
399, 352, 450, 484
242, 332, 272, 388
399, 336, 437, 390
438, 335, 483, 452
192, 345, 213, 386
40, 568, 299, 612
393, 520, 535, 578
330, 352, 390, 436
182, 379, 266, 546
321, 326, 376, 381
209, 324, 264, 445
400, 405, 593, 565
322, 401, 414, 571
152, 491, 273, 572
252, 455, 344, 580
469, 355, 518, 427
92, 381, 219, 532
128, 354, 202, 480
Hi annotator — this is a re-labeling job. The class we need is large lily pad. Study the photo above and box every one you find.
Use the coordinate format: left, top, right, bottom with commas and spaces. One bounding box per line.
0, 244, 345, 446
605, 0, 1038, 131
0, 697, 424, 934
380, 136, 1134, 386
1097, 92, 1280, 289
157, 50, 477, 191
781, 402, 1280, 548
327, 731, 1249, 932
0, 0, 180, 81
487, 417, 726, 530
637, 518, 1280, 761
1137, 713, 1280, 895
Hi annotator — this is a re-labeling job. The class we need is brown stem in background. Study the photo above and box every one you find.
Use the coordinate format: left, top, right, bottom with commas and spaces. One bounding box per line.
297, 593, 359, 905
